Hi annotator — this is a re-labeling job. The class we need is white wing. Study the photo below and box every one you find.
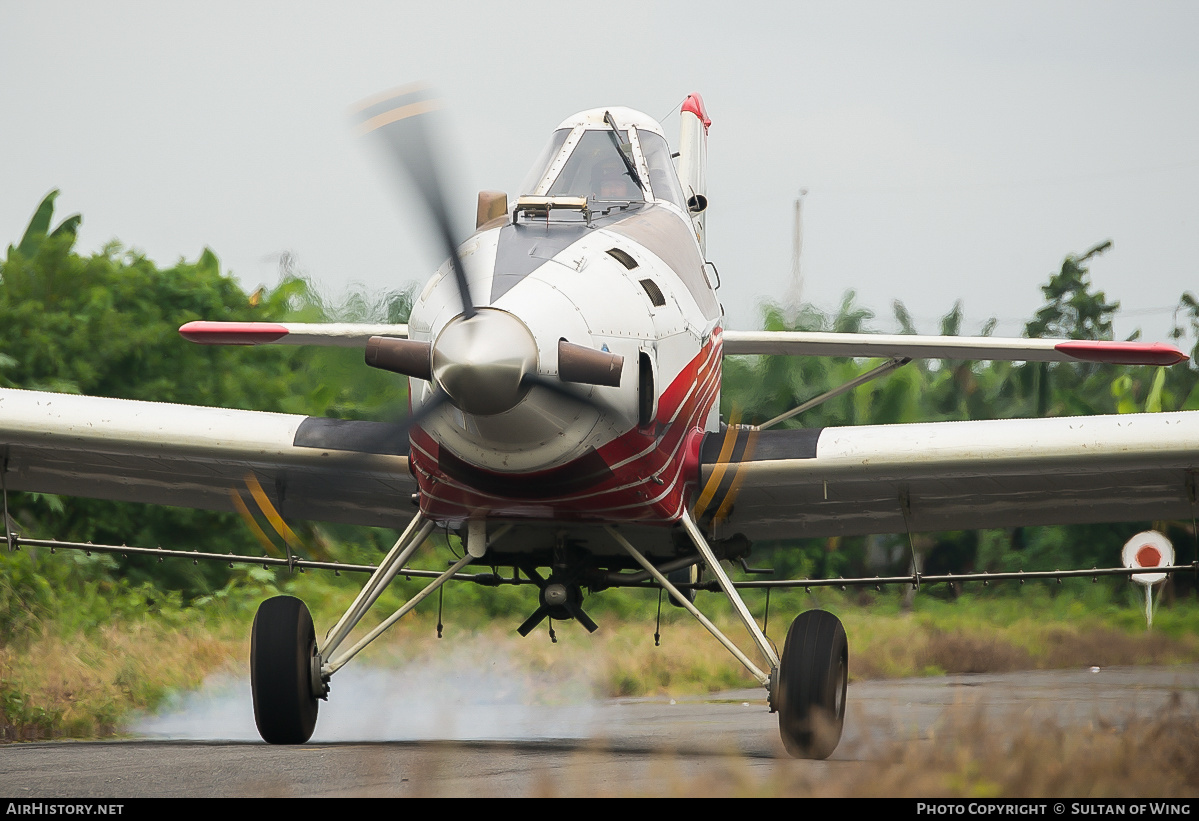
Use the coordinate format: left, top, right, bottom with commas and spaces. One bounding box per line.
179, 321, 409, 347
722, 330, 1188, 365
697, 411, 1199, 540
0, 388, 416, 528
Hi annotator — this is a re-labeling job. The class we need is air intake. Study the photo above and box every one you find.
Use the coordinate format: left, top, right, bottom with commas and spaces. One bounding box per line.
607, 248, 638, 269
639, 279, 666, 307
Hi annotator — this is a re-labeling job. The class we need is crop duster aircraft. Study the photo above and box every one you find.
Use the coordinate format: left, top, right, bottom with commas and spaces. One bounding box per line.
2, 86, 1198, 758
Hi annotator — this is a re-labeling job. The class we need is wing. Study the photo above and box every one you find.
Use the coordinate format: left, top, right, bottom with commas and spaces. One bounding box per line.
722, 330, 1188, 366
0, 388, 416, 529
178, 321, 409, 347
697, 411, 1199, 540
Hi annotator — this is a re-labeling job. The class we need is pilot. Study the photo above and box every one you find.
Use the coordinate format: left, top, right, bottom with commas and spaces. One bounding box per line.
591, 156, 640, 201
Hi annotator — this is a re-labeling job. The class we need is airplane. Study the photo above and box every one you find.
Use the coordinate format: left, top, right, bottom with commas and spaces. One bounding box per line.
2, 85, 1198, 758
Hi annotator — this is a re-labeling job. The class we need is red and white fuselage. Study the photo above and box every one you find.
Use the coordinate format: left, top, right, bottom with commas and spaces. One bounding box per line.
405, 103, 721, 526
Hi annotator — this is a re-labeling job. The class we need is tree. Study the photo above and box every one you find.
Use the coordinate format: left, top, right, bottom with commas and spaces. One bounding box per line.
1024, 240, 1119, 341
1167, 292, 1199, 411
0, 193, 415, 598
6, 190, 80, 260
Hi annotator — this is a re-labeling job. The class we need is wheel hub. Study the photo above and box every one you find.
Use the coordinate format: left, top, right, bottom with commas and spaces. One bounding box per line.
310, 650, 330, 700
767, 664, 780, 713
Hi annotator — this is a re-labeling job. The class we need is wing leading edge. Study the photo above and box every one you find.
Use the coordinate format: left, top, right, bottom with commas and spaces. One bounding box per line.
0, 388, 417, 529
698, 412, 1199, 541
178, 322, 409, 347
722, 330, 1188, 366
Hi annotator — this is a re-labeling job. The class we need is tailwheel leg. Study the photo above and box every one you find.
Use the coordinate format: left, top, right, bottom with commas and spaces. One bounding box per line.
250, 595, 321, 744
775, 609, 847, 759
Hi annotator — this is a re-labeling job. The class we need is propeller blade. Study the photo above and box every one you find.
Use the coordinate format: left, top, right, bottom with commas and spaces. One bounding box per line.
396, 387, 451, 439
562, 599, 599, 633
353, 84, 476, 319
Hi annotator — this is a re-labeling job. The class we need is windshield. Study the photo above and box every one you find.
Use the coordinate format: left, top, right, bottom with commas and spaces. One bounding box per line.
517, 128, 571, 197
547, 130, 645, 203
517, 122, 687, 210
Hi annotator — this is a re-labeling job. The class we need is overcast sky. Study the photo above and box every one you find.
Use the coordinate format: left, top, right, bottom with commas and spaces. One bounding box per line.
2, 1, 1197, 343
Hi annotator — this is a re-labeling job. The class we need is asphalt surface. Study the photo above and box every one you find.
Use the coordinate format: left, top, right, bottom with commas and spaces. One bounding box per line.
2, 664, 1196, 797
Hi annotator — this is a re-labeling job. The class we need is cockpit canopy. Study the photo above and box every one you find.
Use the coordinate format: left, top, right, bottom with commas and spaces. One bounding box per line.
517, 107, 687, 212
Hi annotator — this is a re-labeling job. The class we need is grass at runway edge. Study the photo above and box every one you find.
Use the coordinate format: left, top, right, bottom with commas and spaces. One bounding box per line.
3, 572, 1199, 743
520, 703, 1199, 798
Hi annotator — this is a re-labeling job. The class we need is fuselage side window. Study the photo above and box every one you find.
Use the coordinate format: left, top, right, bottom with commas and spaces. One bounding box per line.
638, 131, 688, 211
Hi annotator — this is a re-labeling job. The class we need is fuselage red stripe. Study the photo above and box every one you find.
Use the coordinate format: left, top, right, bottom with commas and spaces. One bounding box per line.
410, 332, 722, 523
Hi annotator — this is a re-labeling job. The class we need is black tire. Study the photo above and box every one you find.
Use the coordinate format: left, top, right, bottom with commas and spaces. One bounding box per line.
250, 595, 319, 744
776, 609, 847, 759
666, 565, 698, 608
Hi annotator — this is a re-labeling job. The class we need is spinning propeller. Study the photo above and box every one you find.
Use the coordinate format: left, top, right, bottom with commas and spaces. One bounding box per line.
353, 85, 624, 422
353, 85, 627, 635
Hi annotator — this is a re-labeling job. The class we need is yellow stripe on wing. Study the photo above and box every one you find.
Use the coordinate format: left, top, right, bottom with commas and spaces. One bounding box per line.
693, 408, 741, 518
243, 473, 306, 555
229, 487, 281, 558
713, 427, 758, 525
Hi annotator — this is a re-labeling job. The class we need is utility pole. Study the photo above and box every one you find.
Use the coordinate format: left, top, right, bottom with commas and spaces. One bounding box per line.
783, 189, 807, 323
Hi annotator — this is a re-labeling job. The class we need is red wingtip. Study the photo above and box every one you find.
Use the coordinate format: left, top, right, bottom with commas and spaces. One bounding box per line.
681, 93, 711, 132
179, 321, 289, 346
1054, 340, 1189, 366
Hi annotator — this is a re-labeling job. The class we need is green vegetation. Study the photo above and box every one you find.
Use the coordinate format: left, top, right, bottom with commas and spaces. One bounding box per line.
724, 239, 1199, 587
6, 552, 1199, 741
0, 191, 413, 599
2, 190, 1199, 741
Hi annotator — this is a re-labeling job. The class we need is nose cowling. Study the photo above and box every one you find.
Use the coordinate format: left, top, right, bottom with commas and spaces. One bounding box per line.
431, 309, 539, 416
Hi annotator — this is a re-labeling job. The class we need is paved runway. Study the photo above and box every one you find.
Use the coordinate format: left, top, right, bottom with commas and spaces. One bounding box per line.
2, 664, 1196, 797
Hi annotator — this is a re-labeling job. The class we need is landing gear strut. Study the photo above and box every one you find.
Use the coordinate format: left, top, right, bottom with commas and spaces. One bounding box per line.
609, 512, 850, 760
250, 595, 322, 744
775, 609, 847, 759
249, 512, 478, 744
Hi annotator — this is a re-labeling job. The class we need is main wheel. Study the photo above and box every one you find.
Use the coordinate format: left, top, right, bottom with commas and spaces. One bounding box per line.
250, 595, 319, 744
776, 609, 847, 759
